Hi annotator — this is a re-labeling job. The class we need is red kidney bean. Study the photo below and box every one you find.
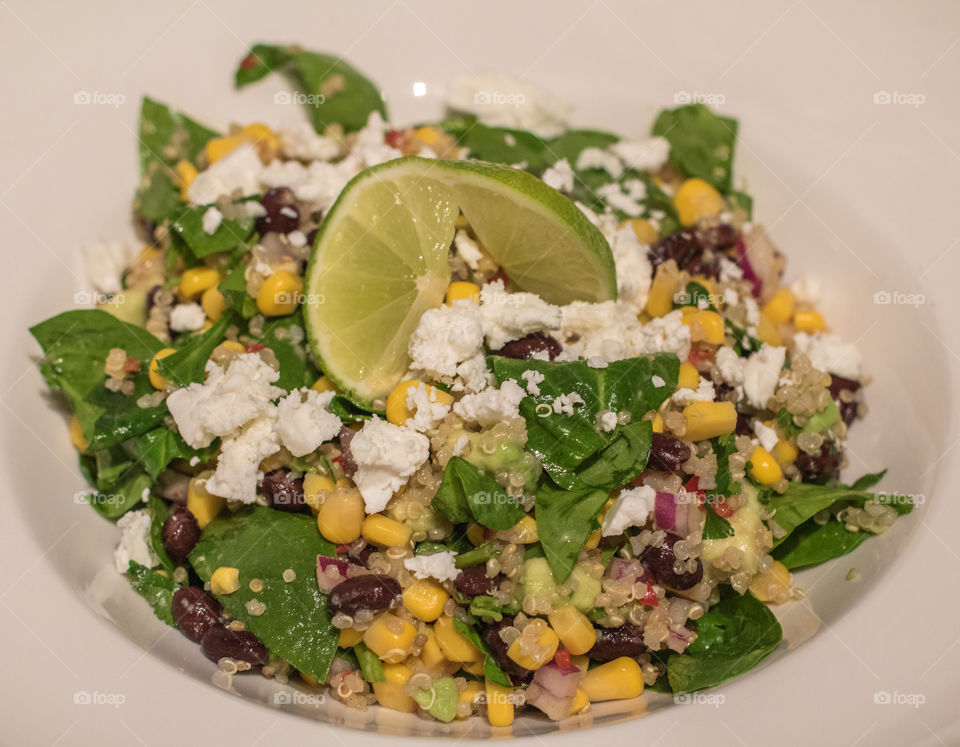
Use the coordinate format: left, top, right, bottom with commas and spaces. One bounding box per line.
200, 625, 269, 666
588, 623, 646, 661
482, 618, 533, 686
828, 374, 862, 426
261, 470, 308, 514
649, 230, 721, 279
161, 507, 200, 563
642, 534, 703, 591
694, 223, 739, 252
647, 433, 691, 473
795, 442, 843, 483
172, 587, 223, 643
495, 332, 562, 361
156, 469, 190, 505
454, 566, 496, 598
328, 575, 401, 617
256, 187, 300, 235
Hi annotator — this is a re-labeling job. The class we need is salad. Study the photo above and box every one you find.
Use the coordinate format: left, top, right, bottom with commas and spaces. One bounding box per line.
31, 43, 914, 728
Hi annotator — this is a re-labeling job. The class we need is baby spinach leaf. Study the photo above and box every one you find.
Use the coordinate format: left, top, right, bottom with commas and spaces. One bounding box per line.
146, 493, 175, 573
328, 394, 376, 422
157, 313, 233, 386
169, 204, 256, 259
190, 506, 340, 681
452, 618, 512, 688
666, 590, 781, 692
259, 312, 319, 391
353, 642, 386, 683
468, 595, 518, 622
712, 434, 741, 498
535, 483, 609, 582
126, 561, 177, 626
129, 426, 216, 481
433, 116, 553, 172
772, 521, 869, 570
575, 420, 652, 491
217, 263, 258, 318
235, 44, 387, 133
87, 469, 152, 520
849, 469, 887, 491
652, 104, 738, 193
432, 457, 525, 530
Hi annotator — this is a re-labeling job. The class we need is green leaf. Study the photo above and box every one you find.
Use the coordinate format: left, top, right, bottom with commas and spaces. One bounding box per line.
452, 619, 512, 688
169, 204, 256, 259
666, 590, 781, 692
190, 506, 340, 681
467, 595, 517, 622
575, 420, 652, 491
702, 507, 735, 540
432, 116, 552, 172
86, 463, 152, 520
353, 642, 386, 683
652, 104, 738, 193
235, 44, 387, 133
126, 561, 177, 626
850, 469, 887, 491
130, 426, 216, 481
328, 394, 376, 422
259, 312, 319, 391
432, 457, 525, 530
157, 313, 233, 386
535, 483, 609, 582
147, 493, 175, 572
772, 521, 870, 570
712, 434, 742, 498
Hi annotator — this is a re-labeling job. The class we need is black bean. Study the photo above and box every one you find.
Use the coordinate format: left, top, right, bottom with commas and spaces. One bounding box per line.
200, 625, 269, 666
648, 433, 691, 473
827, 374, 861, 399
172, 587, 223, 643
735, 412, 753, 436
454, 566, 496, 598
694, 223, 739, 252
482, 618, 533, 686
589, 623, 646, 661
305, 227, 319, 247
838, 400, 859, 426
256, 187, 300, 235
648, 229, 720, 278
338, 426, 358, 478
145, 284, 163, 311
161, 507, 200, 563
495, 333, 562, 361
261, 470, 308, 513
642, 534, 703, 591
328, 574, 401, 617
795, 442, 843, 483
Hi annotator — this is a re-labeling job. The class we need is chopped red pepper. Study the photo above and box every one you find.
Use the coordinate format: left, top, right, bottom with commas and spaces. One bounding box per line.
239, 53, 259, 71
245, 343, 265, 353
336, 544, 350, 555
711, 498, 735, 518
553, 648, 572, 671
687, 343, 716, 372
385, 129, 405, 149
489, 269, 510, 288
124, 357, 142, 373
640, 585, 660, 607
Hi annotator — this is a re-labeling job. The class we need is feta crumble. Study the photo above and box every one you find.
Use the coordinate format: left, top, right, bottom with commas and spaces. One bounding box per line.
113, 509, 159, 573
552, 391, 585, 415
453, 229, 483, 271
753, 421, 779, 452
201, 206, 223, 235
541, 158, 575, 193
404, 381, 452, 432
350, 419, 430, 514
403, 551, 461, 582
454, 380, 526, 426
742, 345, 786, 409
576, 147, 623, 179
479, 280, 562, 349
206, 414, 281, 503
274, 389, 342, 457
793, 332, 862, 379
188, 143, 262, 204
520, 369, 545, 396
82, 241, 132, 295
601, 485, 656, 537
169, 302, 206, 332
651, 375, 666, 388
673, 377, 716, 406
609, 137, 670, 172
447, 74, 571, 138
598, 410, 619, 432
714, 346, 746, 386
408, 304, 485, 380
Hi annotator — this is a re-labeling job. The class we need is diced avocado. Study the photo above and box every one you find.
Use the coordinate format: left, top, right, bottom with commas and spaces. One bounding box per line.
520, 558, 601, 612
465, 433, 541, 489
802, 399, 840, 435
413, 677, 458, 723
701, 482, 766, 575
99, 288, 148, 327
520, 557, 558, 599
567, 565, 602, 613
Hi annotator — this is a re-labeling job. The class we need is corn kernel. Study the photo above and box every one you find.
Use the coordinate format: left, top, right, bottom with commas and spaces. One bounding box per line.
175, 160, 198, 201
645, 260, 680, 318
362, 514, 412, 548
677, 362, 700, 390
624, 218, 659, 245
386, 379, 454, 427
316, 487, 365, 544
338, 627, 364, 648
651, 413, 664, 434
304, 473, 336, 508
749, 446, 783, 486
311, 376, 338, 394
240, 122, 280, 162
771, 438, 798, 465
204, 135, 247, 165
507, 624, 559, 670
300, 671, 321, 687
583, 529, 601, 551
466, 523, 487, 547
210, 566, 240, 595
570, 688, 590, 714
363, 613, 417, 663
180, 267, 220, 300
674, 178, 725, 226
505, 514, 539, 544
582, 657, 644, 701
68, 414, 89, 454
187, 473, 224, 529
414, 126, 442, 146
373, 662, 417, 712
257, 271, 302, 317
148, 347, 178, 390
688, 309, 725, 345
420, 629, 448, 671
484, 679, 515, 727
212, 340, 245, 357
458, 681, 484, 718
403, 579, 449, 622
461, 658, 485, 676
683, 401, 737, 442
200, 286, 227, 322
756, 312, 783, 347
794, 309, 826, 333
433, 615, 481, 663
749, 560, 792, 604
570, 654, 590, 672
446, 281, 481, 305
547, 606, 596, 655
762, 288, 795, 325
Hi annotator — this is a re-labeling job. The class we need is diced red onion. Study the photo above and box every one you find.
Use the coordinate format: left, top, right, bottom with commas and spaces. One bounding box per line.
316, 556, 355, 593
525, 661, 584, 720
736, 237, 763, 298
654, 491, 697, 537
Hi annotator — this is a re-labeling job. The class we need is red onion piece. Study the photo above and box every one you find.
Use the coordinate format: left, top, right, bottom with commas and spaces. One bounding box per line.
316, 556, 353, 593
525, 660, 584, 720
737, 237, 763, 298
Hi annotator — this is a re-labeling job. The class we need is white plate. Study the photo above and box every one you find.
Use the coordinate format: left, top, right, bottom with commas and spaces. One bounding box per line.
1, 1, 958, 744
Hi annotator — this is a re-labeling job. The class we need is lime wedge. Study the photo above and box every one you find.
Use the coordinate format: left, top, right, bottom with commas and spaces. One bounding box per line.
304, 156, 616, 407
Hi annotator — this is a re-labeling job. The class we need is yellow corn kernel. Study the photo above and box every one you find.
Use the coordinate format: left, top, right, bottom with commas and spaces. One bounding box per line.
771, 438, 798, 465
200, 286, 227, 322
651, 413, 664, 434
316, 487, 365, 544
300, 671, 321, 688
466, 523, 486, 547
414, 126, 441, 146
688, 310, 725, 345
749, 446, 783, 486
204, 134, 248, 165
624, 218, 659, 245
338, 627, 364, 648
210, 566, 240, 595
583, 529, 601, 551
256, 271, 302, 316
645, 260, 680, 318
762, 288, 795, 325
446, 281, 481, 305
386, 379, 454, 427
373, 662, 417, 712
180, 267, 220, 300
304, 473, 336, 507
756, 312, 783, 347
186, 473, 224, 529
677, 362, 700, 390
213, 340, 246, 357
419, 629, 448, 671
403, 579, 449, 622
506, 514, 539, 544
571, 688, 590, 714
683, 401, 738, 442
148, 347, 178, 390
507, 624, 559, 671
68, 414, 89, 454
434, 615, 482, 663
311, 375, 338, 394
458, 681, 484, 718
547, 606, 596, 655
363, 613, 417, 663
240, 122, 280, 161
484, 679, 515, 727
362, 514, 412, 548
674, 178, 725, 226
175, 160, 198, 200
461, 658, 485, 676
794, 309, 826, 333
749, 560, 792, 604
582, 657, 645, 701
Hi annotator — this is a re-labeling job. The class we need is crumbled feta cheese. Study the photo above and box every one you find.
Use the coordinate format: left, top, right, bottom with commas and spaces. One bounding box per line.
453, 229, 483, 271
714, 346, 745, 386
201, 206, 223, 235
601, 485, 656, 537
350, 112, 403, 167
604, 214, 655, 311
576, 147, 623, 179
277, 122, 342, 161
82, 241, 132, 295
722, 287, 739, 308
452, 434, 469, 457
113, 509, 159, 573
206, 414, 281, 503
599, 410, 618, 432
447, 74, 571, 138
597, 180, 646, 217
288, 230, 307, 248
403, 551, 461, 582
479, 280, 562, 349
790, 275, 822, 305
793, 332, 862, 379
552, 391, 585, 415
753, 421, 779, 452
409, 304, 485, 379
520, 369, 545, 396
541, 158, 575, 193
166, 354, 283, 448
742, 345, 786, 409
587, 356, 608, 368
631, 310, 692, 359
609, 137, 670, 172
454, 380, 526, 426
743, 297, 761, 325
188, 143, 262, 204
559, 304, 690, 362
452, 354, 493, 394
259, 159, 353, 214
673, 377, 716, 406
275, 389, 342, 457
405, 381, 452, 432
169, 302, 206, 332
350, 419, 430, 513
719, 257, 744, 282
651, 375, 666, 388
